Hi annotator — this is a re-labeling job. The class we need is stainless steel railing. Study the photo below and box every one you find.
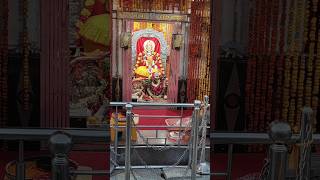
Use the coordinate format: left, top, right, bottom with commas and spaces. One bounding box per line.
109, 98, 211, 180
210, 107, 318, 180
0, 128, 109, 180
0, 106, 316, 180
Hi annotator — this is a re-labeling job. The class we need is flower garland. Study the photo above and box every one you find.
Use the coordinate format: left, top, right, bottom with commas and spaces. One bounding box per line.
288, 0, 305, 132
250, 1, 261, 130
248, 1, 259, 134
274, 0, 287, 121
245, 0, 320, 149
260, 0, 274, 133
306, 0, 319, 131
245, 1, 255, 132
253, 0, 266, 135
306, 0, 317, 105
118, 0, 190, 13
21, 0, 31, 111
296, 0, 311, 130
250, 0, 267, 152
0, 0, 8, 127
281, 0, 295, 123
196, 1, 210, 101
265, 0, 280, 129
313, 0, 320, 131
192, 0, 211, 102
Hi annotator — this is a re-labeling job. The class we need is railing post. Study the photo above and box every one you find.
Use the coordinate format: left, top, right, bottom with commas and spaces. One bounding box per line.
268, 121, 292, 180
191, 100, 201, 180
112, 106, 120, 173
125, 103, 133, 180
49, 131, 72, 180
298, 107, 313, 180
16, 140, 25, 180
197, 95, 210, 175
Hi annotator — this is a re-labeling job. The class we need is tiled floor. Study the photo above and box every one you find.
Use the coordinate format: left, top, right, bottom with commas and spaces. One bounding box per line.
114, 130, 210, 146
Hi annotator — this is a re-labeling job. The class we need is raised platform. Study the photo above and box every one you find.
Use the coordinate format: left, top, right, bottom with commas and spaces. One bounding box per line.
110, 168, 210, 180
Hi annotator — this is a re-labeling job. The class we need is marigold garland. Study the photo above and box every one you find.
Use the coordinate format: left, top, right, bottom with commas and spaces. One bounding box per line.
21, 0, 31, 111
245, 0, 256, 133
246, 0, 320, 141
281, 0, 295, 123
265, 0, 280, 128
187, 0, 211, 102
274, 0, 287, 121
118, 0, 190, 13
0, 0, 8, 127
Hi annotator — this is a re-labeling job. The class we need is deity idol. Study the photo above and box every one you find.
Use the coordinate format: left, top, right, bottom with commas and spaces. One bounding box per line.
146, 72, 167, 100
134, 40, 165, 79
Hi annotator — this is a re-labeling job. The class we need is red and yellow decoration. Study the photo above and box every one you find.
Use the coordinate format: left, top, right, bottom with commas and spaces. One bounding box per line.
117, 0, 191, 13
117, 0, 211, 102
187, 0, 211, 102
246, 0, 320, 146
134, 38, 165, 78
75, 0, 112, 52
133, 22, 174, 51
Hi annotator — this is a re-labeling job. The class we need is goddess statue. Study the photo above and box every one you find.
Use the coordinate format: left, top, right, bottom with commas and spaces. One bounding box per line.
132, 40, 168, 101
146, 72, 167, 100
134, 40, 165, 79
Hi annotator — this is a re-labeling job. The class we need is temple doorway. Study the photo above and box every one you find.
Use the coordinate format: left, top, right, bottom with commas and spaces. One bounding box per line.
117, 16, 187, 103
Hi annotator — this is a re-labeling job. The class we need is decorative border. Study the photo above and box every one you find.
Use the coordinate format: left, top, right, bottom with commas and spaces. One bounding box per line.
116, 11, 189, 22
131, 29, 168, 69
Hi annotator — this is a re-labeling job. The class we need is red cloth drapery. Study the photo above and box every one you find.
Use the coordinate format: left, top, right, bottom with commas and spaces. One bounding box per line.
136, 37, 161, 54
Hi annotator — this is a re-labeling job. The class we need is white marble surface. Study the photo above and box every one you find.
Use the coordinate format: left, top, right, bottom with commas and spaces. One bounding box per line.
111, 169, 163, 180
163, 168, 210, 180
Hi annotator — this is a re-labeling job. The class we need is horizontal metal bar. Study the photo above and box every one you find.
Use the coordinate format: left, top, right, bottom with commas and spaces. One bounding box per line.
110, 125, 192, 128
115, 165, 189, 169
146, 137, 166, 139
110, 102, 195, 108
71, 170, 109, 176
0, 128, 109, 142
134, 115, 183, 118
211, 172, 228, 176
110, 125, 210, 129
209, 133, 306, 144
111, 145, 211, 149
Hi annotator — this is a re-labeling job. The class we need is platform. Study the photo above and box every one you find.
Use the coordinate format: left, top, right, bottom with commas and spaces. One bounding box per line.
110, 168, 210, 180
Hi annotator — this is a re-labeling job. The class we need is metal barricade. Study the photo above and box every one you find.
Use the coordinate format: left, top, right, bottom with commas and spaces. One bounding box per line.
0, 128, 109, 180
110, 99, 209, 180
0, 105, 318, 180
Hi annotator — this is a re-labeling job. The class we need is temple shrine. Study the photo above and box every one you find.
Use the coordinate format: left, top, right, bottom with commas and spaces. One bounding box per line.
1, 0, 320, 179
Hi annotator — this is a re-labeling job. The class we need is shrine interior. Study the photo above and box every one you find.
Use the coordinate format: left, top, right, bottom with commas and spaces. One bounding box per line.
2, 0, 320, 179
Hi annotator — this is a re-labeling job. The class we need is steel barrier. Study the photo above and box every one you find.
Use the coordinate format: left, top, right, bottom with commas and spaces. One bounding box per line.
110, 99, 209, 180
210, 107, 317, 180
0, 106, 317, 179
0, 128, 109, 180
